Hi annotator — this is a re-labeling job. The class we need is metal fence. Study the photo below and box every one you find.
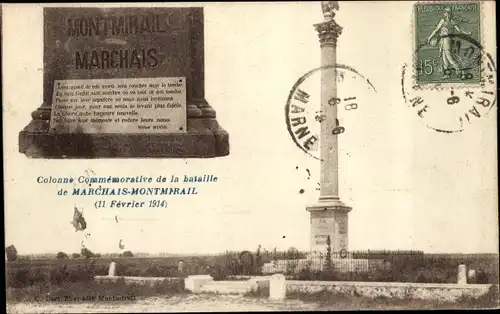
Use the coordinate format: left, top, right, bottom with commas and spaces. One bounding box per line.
8, 249, 499, 284
206, 249, 498, 284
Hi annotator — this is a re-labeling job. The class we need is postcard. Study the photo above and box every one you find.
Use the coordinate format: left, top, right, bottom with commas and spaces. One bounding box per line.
3, 1, 498, 312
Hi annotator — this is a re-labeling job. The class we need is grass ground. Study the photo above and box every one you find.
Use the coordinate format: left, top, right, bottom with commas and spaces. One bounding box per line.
7, 294, 314, 313
7, 253, 499, 284
245, 285, 500, 310
289, 288, 500, 310
6, 254, 499, 311
6, 279, 186, 303
6, 290, 499, 313
6, 282, 499, 312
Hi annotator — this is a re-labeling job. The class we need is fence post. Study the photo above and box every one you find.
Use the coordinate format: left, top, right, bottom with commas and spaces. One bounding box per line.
467, 269, 476, 284
457, 264, 467, 285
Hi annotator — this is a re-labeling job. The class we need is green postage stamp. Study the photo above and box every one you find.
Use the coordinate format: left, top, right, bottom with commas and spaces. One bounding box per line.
414, 1, 482, 87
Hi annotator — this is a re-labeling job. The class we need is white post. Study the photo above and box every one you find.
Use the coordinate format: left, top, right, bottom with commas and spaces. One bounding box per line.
468, 269, 476, 283
269, 274, 286, 301
457, 264, 467, 285
108, 261, 117, 277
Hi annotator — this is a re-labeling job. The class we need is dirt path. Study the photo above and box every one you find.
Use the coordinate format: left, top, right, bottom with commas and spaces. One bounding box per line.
7, 295, 319, 313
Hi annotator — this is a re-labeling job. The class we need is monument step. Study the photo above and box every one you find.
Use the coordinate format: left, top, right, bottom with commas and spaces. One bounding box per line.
19, 118, 229, 158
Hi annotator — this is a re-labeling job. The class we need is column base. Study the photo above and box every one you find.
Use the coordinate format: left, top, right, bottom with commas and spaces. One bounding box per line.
18, 102, 229, 159
306, 198, 352, 213
306, 198, 352, 253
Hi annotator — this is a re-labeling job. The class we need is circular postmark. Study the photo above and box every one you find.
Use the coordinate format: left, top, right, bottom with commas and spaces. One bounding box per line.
402, 33, 497, 133
285, 64, 377, 160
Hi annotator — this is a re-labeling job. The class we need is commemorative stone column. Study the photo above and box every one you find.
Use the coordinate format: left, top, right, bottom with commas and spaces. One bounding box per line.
307, 2, 352, 255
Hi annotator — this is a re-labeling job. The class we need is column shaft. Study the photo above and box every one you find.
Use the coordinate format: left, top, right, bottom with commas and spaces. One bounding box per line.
320, 43, 339, 201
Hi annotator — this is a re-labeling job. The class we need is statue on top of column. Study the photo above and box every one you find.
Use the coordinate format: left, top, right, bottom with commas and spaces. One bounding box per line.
321, 1, 340, 22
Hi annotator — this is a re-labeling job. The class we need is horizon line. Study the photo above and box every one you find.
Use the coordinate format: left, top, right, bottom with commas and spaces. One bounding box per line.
10, 250, 500, 256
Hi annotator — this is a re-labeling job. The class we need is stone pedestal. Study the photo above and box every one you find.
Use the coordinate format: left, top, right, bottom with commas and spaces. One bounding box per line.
307, 202, 351, 253
19, 104, 229, 158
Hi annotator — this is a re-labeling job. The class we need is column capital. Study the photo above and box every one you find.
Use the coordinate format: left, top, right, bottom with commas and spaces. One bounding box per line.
314, 20, 342, 47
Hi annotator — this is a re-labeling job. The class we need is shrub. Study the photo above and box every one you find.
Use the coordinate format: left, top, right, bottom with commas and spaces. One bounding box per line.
255, 245, 263, 275
457, 284, 500, 308
123, 251, 134, 257
225, 258, 241, 276
144, 262, 163, 277
6, 245, 18, 261
72, 253, 81, 258
49, 265, 69, 285
209, 265, 229, 280
239, 251, 254, 275
287, 247, 300, 260
81, 248, 94, 259
476, 270, 489, 284
245, 285, 270, 298
324, 237, 332, 271
56, 252, 68, 259
6, 267, 29, 288
285, 260, 299, 275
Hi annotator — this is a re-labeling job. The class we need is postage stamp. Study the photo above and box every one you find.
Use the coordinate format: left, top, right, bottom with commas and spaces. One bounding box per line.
403, 1, 496, 133
413, 1, 482, 88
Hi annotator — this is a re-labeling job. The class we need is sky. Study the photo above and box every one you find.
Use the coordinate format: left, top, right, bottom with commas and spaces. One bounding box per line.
3, 2, 498, 255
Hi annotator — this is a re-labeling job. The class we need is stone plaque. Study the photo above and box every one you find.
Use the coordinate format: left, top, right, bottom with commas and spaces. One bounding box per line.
339, 238, 347, 249
338, 219, 347, 235
50, 77, 187, 134
311, 217, 334, 246
314, 235, 328, 245
18, 7, 229, 158
336, 212, 348, 235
